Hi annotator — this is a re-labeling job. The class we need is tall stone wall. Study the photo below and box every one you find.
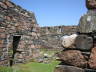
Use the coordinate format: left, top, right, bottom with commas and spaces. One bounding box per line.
0, 0, 40, 66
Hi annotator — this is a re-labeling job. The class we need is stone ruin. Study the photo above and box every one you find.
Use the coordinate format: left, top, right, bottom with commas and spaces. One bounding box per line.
0, 0, 78, 67
39, 26, 77, 50
54, 0, 96, 72
0, 0, 40, 66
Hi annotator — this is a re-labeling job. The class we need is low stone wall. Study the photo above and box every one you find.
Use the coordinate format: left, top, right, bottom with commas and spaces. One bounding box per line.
40, 26, 77, 35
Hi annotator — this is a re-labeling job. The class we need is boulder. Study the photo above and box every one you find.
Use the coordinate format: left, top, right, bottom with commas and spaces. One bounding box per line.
77, 10, 96, 33
89, 47, 96, 69
58, 50, 87, 68
86, 0, 96, 10
54, 65, 84, 72
75, 35, 93, 51
61, 34, 78, 48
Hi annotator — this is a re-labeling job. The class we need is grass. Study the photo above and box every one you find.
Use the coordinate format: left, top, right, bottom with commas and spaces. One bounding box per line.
0, 61, 60, 72
13, 61, 60, 72
0, 49, 60, 72
0, 66, 13, 72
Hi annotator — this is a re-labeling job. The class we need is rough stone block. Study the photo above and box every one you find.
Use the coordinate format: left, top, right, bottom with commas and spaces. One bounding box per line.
86, 0, 96, 10
77, 10, 96, 33
58, 50, 87, 68
61, 34, 77, 48
0, 60, 9, 66
0, 2, 7, 9
0, 34, 6, 38
54, 65, 84, 72
89, 47, 96, 69
0, 40, 3, 44
75, 35, 93, 51
4, 1, 14, 7
0, 28, 5, 33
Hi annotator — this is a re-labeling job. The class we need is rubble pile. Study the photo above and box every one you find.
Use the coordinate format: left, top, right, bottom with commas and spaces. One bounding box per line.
54, 0, 96, 72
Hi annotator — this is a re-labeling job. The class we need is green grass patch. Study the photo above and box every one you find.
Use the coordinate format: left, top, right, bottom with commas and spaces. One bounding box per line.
0, 61, 60, 72
13, 61, 60, 72
0, 66, 13, 72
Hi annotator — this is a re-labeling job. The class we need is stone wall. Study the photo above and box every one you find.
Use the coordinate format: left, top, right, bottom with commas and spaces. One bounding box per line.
40, 26, 77, 35
55, 0, 96, 72
0, 0, 40, 66
39, 26, 77, 50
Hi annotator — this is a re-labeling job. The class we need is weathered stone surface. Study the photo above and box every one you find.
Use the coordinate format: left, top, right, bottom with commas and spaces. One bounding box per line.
58, 50, 87, 67
54, 65, 84, 72
86, 0, 96, 10
75, 35, 93, 51
0, 2, 7, 9
61, 34, 77, 48
89, 47, 96, 69
0, 60, 9, 66
4, 1, 14, 7
77, 10, 96, 33
85, 68, 96, 72
0, 27, 5, 32
0, 33, 6, 38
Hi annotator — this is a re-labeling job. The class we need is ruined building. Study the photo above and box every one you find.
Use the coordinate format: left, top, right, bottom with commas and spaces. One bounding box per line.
55, 0, 96, 72
0, 0, 77, 66
0, 0, 40, 66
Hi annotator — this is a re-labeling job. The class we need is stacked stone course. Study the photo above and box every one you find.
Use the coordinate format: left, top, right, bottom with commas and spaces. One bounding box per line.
55, 0, 96, 72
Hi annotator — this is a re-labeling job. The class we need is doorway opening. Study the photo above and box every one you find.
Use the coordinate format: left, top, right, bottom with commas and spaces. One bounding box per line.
10, 35, 21, 66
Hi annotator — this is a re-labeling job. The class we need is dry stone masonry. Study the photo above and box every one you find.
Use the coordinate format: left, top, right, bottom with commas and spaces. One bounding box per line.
39, 26, 77, 50
0, 0, 40, 66
55, 0, 96, 72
